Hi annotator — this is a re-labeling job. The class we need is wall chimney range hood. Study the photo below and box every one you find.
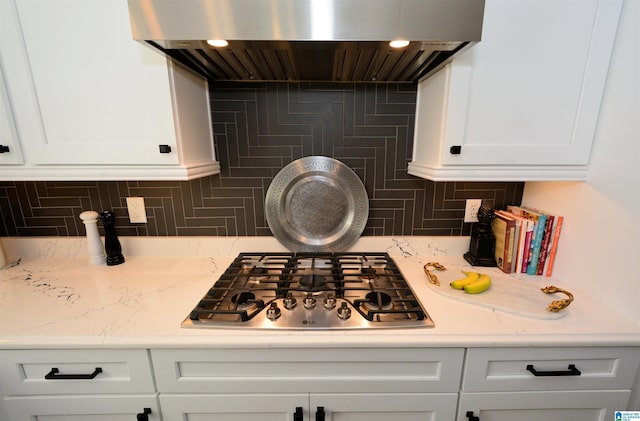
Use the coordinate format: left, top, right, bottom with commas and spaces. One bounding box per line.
127, 0, 485, 82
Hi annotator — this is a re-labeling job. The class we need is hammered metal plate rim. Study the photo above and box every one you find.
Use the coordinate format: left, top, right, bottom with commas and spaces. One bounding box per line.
265, 156, 369, 252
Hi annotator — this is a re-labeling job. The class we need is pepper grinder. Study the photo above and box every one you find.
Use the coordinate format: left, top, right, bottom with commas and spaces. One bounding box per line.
98, 210, 125, 266
463, 200, 497, 267
79, 211, 106, 265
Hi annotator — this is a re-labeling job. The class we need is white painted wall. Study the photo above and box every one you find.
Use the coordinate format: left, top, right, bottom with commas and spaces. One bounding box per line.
523, 0, 639, 325
522, 0, 639, 410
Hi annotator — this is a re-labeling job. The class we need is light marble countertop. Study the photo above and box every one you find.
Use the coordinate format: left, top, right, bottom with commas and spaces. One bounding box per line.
1, 236, 639, 349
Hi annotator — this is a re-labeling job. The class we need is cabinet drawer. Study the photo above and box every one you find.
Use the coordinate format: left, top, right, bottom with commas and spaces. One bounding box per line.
458, 390, 630, 421
311, 392, 459, 420
0, 349, 155, 395
159, 393, 308, 420
463, 347, 640, 392
152, 347, 465, 393
5, 394, 160, 421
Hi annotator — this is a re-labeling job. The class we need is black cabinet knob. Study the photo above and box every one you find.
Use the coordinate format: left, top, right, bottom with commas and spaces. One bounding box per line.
159, 144, 172, 153
0, 145, 10, 153
466, 411, 480, 421
449, 145, 462, 154
137, 408, 151, 421
294, 407, 303, 421
316, 406, 325, 421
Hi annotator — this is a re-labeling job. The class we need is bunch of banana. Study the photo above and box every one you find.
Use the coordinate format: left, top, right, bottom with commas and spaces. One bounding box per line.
449, 271, 492, 294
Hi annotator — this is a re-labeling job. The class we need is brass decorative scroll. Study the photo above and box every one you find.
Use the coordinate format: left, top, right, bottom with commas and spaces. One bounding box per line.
541, 285, 574, 312
423, 262, 446, 287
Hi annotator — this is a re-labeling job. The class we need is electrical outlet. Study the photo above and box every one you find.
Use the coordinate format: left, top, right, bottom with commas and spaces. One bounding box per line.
126, 197, 147, 223
464, 199, 483, 223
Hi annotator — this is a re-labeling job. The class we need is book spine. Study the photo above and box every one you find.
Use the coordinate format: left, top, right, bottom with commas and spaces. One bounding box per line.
496, 210, 517, 274
507, 224, 516, 273
522, 228, 533, 273
501, 223, 512, 273
510, 222, 521, 273
514, 223, 525, 274
493, 219, 505, 272
545, 216, 564, 277
536, 215, 554, 275
516, 219, 529, 273
491, 215, 513, 273
526, 214, 547, 275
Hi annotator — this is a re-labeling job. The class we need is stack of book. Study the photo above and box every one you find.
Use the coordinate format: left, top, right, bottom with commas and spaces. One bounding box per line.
490, 205, 564, 276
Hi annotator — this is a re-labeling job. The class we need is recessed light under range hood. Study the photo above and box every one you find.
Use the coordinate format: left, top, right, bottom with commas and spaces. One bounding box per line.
127, 0, 485, 82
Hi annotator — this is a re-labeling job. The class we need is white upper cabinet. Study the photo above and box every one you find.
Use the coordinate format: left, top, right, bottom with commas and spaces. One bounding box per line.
408, 0, 623, 181
0, 6, 25, 167
0, 0, 220, 180
0, 64, 24, 165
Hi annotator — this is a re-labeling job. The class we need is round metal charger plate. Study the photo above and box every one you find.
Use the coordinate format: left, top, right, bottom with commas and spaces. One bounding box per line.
265, 156, 369, 252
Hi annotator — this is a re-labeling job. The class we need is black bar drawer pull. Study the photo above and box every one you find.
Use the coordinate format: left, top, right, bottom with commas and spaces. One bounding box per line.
0, 145, 10, 153
316, 406, 325, 421
294, 407, 303, 421
45, 367, 103, 380
526, 363, 581, 377
466, 411, 480, 421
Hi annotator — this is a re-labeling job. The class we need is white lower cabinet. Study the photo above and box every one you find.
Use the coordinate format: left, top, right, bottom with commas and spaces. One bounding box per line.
458, 390, 630, 421
310, 393, 458, 420
2, 346, 639, 420
457, 347, 640, 421
151, 347, 464, 420
4, 395, 161, 421
159, 394, 308, 421
160, 392, 457, 420
0, 349, 155, 395
0, 349, 159, 421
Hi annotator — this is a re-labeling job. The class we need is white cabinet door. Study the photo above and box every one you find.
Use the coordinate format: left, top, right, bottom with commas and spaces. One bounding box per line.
0, 4, 24, 165
0, 65, 24, 165
409, 0, 623, 181
0, 66, 24, 165
159, 394, 308, 421
1, 0, 220, 180
5, 395, 161, 421
159, 393, 458, 421
458, 390, 630, 421
6, 0, 177, 166
311, 393, 459, 421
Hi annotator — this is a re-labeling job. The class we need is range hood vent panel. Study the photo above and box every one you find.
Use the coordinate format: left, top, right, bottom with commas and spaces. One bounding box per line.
129, 0, 485, 82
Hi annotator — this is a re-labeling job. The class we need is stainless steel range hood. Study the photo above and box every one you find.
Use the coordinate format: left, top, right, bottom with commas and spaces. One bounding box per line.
127, 0, 485, 82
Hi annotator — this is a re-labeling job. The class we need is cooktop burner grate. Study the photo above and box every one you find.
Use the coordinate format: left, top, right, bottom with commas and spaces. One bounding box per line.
183, 252, 434, 329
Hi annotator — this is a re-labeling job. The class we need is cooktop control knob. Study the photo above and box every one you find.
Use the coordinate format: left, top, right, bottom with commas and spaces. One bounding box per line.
337, 302, 351, 320
323, 295, 337, 309
284, 293, 297, 309
303, 293, 317, 309
266, 302, 281, 321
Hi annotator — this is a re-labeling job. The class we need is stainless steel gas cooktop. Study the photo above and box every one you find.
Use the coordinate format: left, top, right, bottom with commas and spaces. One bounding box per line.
182, 252, 434, 329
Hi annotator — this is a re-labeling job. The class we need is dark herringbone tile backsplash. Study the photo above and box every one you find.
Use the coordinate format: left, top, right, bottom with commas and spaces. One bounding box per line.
0, 82, 523, 237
